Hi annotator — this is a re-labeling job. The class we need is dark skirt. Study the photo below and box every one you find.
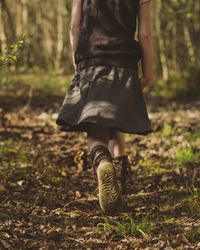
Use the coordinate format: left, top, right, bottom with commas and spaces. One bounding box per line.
56, 65, 153, 140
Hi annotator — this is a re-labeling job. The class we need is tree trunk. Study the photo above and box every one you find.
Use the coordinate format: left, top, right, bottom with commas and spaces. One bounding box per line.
0, 0, 16, 40
155, 0, 169, 80
0, 0, 7, 53
55, 0, 64, 71
183, 24, 195, 64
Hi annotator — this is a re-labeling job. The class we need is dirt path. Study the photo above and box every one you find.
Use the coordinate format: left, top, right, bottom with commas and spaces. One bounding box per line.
0, 95, 200, 249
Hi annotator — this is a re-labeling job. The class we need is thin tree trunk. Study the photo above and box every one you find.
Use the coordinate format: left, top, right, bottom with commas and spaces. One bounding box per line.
0, 0, 16, 40
0, 1, 6, 53
16, 1, 22, 36
194, 1, 200, 32
171, 18, 178, 73
155, 0, 169, 80
21, 0, 29, 67
183, 24, 195, 64
21, 0, 28, 29
55, 0, 64, 71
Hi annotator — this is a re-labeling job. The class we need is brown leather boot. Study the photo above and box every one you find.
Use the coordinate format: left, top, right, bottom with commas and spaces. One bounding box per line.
112, 155, 130, 194
89, 144, 125, 214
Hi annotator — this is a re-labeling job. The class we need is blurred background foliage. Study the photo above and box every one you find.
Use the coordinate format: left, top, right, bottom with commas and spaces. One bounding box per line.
0, 0, 199, 98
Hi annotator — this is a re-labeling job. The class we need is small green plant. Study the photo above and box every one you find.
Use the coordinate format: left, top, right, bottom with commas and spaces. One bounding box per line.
96, 213, 151, 238
162, 123, 173, 137
186, 184, 199, 197
161, 185, 200, 218
96, 216, 114, 234
185, 226, 200, 243
187, 128, 200, 142
175, 147, 199, 164
180, 185, 200, 218
0, 139, 34, 186
0, 34, 27, 65
139, 160, 166, 176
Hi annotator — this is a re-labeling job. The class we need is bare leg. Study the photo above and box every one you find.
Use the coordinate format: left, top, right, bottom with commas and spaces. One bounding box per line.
108, 130, 126, 157
86, 123, 124, 214
87, 123, 110, 154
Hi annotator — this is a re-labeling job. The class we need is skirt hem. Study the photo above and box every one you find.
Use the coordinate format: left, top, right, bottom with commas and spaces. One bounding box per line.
56, 118, 153, 137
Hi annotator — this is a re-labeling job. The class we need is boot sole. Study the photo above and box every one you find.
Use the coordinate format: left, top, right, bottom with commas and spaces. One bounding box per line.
97, 161, 124, 214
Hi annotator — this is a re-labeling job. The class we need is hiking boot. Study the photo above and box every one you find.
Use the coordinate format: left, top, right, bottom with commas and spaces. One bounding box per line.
112, 155, 131, 194
89, 144, 125, 214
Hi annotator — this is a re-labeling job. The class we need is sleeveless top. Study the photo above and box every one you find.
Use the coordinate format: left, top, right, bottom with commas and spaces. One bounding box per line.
72, 0, 150, 71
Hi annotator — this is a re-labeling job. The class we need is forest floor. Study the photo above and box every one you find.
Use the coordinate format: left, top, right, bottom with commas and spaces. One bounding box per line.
0, 74, 200, 249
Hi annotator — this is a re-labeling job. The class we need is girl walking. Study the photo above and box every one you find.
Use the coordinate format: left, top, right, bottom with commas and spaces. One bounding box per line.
56, 0, 154, 214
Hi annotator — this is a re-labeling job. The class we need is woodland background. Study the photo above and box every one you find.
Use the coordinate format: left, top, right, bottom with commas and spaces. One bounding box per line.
0, 1, 200, 249
0, 0, 200, 97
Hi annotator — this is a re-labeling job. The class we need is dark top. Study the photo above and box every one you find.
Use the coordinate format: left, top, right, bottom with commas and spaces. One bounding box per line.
73, 0, 141, 72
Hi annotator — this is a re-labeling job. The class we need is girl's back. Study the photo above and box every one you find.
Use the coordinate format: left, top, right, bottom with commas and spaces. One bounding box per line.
71, 0, 143, 72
